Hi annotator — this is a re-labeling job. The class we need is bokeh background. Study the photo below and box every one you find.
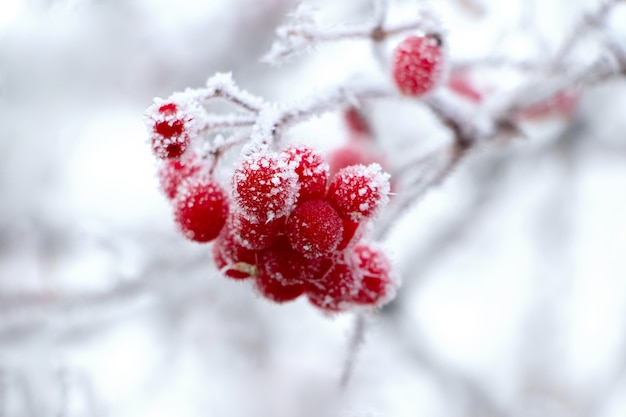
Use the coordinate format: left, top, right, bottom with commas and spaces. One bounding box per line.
1, 0, 626, 416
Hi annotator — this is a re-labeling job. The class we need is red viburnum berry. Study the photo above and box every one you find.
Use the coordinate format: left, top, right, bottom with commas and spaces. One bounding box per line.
212, 226, 261, 280
286, 200, 344, 259
263, 237, 325, 285
145, 100, 201, 159
349, 244, 397, 307
327, 163, 390, 223
231, 152, 298, 222
336, 218, 362, 251
307, 262, 359, 313
174, 177, 229, 243
255, 268, 305, 303
283, 145, 329, 204
228, 212, 284, 250
392, 34, 444, 97
157, 152, 202, 200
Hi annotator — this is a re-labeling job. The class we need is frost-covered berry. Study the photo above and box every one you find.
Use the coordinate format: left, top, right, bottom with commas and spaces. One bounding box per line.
231, 152, 298, 222
349, 244, 397, 307
229, 212, 284, 250
145, 100, 201, 159
255, 268, 305, 303
174, 177, 229, 243
212, 226, 260, 280
307, 262, 358, 313
263, 237, 325, 285
392, 34, 444, 97
286, 200, 344, 259
327, 164, 390, 223
283, 145, 329, 204
157, 152, 202, 200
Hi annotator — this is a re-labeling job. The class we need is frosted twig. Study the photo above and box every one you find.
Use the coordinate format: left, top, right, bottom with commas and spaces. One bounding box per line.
339, 313, 368, 388
200, 72, 265, 113
552, 0, 623, 70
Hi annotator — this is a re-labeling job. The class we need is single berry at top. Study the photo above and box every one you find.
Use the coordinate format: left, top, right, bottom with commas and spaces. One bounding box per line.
392, 34, 444, 97
231, 152, 298, 223
286, 200, 344, 259
283, 145, 329, 204
174, 177, 229, 243
326, 163, 390, 223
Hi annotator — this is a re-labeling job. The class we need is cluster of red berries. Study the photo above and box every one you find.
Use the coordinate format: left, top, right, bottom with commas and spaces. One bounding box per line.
215, 146, 397, 312
391, 34, 444, 97
145, 103, 398, 312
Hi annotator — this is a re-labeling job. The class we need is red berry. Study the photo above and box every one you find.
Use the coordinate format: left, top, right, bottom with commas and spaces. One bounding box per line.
232, 152, 298, 222
392, 34, 444, 97
263, 237, 324, 284
157, 152, 202, 200
349, 244, 397, 306
283, 145, 329, 204
228, 212, 284, 250
174, 177, 229, 243
145, 99, 204, 160
286, 200, 344, 259
327, 164, 390, 223
212, 226, 261, 280
336, 218, 362, 251
307, 262, 359, 313
255, 268, 305, 303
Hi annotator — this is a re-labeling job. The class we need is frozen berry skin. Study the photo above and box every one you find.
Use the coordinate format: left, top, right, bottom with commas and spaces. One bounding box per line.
307, 262, 359, 313
255, 268, 305, 303
145, 101, 201, 160
286, 200, 344, 259
212, 226, 261, 280
231, 152, 298, 223
336, 218, 361, 251
174, 177, 229, 243
228, 212, 284, 250
263, 237, 324, 285
349, 244, 397, 306
392, 34, 444, 97
157, 152, 202, 200
283, 145, 329, 204
326, 163, 391, 223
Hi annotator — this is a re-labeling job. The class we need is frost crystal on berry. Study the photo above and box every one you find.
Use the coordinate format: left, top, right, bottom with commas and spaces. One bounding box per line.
229, 212, 284, 250
286, 200, 344, 259
283, 145, 329, 204
307, 262, 358, 313
174, 177, 229, 243
349, 244, 397, 307
327, 163, 391, 223
392, 35, 444, 97
231, 151, 298, 222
